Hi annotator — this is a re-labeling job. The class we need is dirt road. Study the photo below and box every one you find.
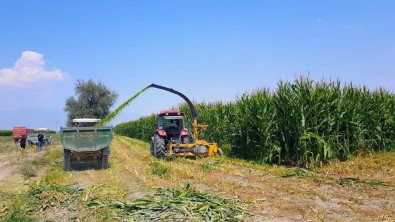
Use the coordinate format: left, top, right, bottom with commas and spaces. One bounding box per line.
0, 141, 44, 181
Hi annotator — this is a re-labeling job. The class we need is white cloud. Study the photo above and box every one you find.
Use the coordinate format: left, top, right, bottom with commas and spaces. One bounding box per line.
0, 51, 65, 87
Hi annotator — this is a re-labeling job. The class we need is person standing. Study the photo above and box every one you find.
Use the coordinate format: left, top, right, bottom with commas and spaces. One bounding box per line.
37, 133, 44, 151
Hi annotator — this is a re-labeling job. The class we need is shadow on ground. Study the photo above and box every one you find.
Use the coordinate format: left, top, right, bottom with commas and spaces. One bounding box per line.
68, 161, 108, 171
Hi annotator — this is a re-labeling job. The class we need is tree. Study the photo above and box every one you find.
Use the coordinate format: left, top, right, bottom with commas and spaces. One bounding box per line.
64, 79, 118, 126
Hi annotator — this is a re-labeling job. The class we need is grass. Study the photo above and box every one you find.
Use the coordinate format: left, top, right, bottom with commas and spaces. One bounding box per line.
1, 135, 394, 221
1, 195, 37, 222
0, 136, 17, 153
338, 177, 395, 187
201, 159, 222, 172
20, 162, 38, 178
20, 156, 52, 179
0, 141, 75, 221
280, 168, 311, 178
150, 161, 170, 177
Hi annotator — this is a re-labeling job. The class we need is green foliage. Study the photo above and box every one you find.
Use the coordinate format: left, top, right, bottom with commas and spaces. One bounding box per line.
40, 164, 69, 185
114, 114, 156, 141
149, 161, 170, 177
201, 160, 221, 172
281, 169, 311, 178
64, 79, 118, 126
1, 195, 37, 222
1, 183, 83, 221
87, 183, 245, 221
0, 130, 12, 136
99, 87, 149, 127
2, 215, 36, 222
115, 76, 395, 167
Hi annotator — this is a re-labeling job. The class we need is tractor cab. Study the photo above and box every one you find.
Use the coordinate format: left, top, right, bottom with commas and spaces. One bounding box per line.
157, 110, 188, 140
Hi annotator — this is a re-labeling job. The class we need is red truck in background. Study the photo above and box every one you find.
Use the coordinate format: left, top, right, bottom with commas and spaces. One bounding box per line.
12, 126, 34, 142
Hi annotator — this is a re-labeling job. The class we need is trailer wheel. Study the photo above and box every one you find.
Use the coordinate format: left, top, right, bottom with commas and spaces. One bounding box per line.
101, 155, 109, 169
101, 147, 109, 169
64, 149, 71, 170
153, 134, 166, 157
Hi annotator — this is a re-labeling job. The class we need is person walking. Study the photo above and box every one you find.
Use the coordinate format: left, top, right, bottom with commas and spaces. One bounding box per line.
37, 133, 44, 151
18, 134, 27, 156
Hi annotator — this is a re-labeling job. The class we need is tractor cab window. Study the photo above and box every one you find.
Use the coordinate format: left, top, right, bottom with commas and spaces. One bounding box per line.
162, 118, 183, 129
163, 119, 180, 137
159, 116, 184, 129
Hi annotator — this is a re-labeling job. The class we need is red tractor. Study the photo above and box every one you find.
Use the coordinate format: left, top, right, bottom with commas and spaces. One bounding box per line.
150, 110, 193, 157
148, 84, 221, 158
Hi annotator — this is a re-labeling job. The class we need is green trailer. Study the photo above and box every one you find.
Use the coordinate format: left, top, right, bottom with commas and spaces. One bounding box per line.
60, 119, 113, 170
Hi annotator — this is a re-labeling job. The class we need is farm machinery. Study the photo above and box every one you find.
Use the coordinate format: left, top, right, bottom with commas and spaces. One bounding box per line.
147, 84, 222, 158
60, 118, 113, 170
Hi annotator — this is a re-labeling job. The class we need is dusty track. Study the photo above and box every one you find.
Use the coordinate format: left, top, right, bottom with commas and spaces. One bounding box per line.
0, 144, 44, 181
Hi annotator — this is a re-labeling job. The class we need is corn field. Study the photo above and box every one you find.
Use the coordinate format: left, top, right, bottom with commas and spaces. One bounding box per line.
115, 114, 156, 142
114, 77, 395, 166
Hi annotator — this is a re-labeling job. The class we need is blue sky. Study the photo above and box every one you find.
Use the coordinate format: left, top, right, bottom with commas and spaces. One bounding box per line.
1, 0, 394, 130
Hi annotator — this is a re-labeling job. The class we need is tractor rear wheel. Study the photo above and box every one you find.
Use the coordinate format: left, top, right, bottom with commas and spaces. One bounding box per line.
150, 137, 155, 155
153, 134, 166, 157
64, 149, 71, 170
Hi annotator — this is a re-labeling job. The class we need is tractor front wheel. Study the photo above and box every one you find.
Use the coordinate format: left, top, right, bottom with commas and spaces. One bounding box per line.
181, 135, 193, 144
153, 134, 166, 157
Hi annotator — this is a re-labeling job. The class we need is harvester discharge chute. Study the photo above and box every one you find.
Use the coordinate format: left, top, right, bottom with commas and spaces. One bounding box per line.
147, 84, 222, 158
